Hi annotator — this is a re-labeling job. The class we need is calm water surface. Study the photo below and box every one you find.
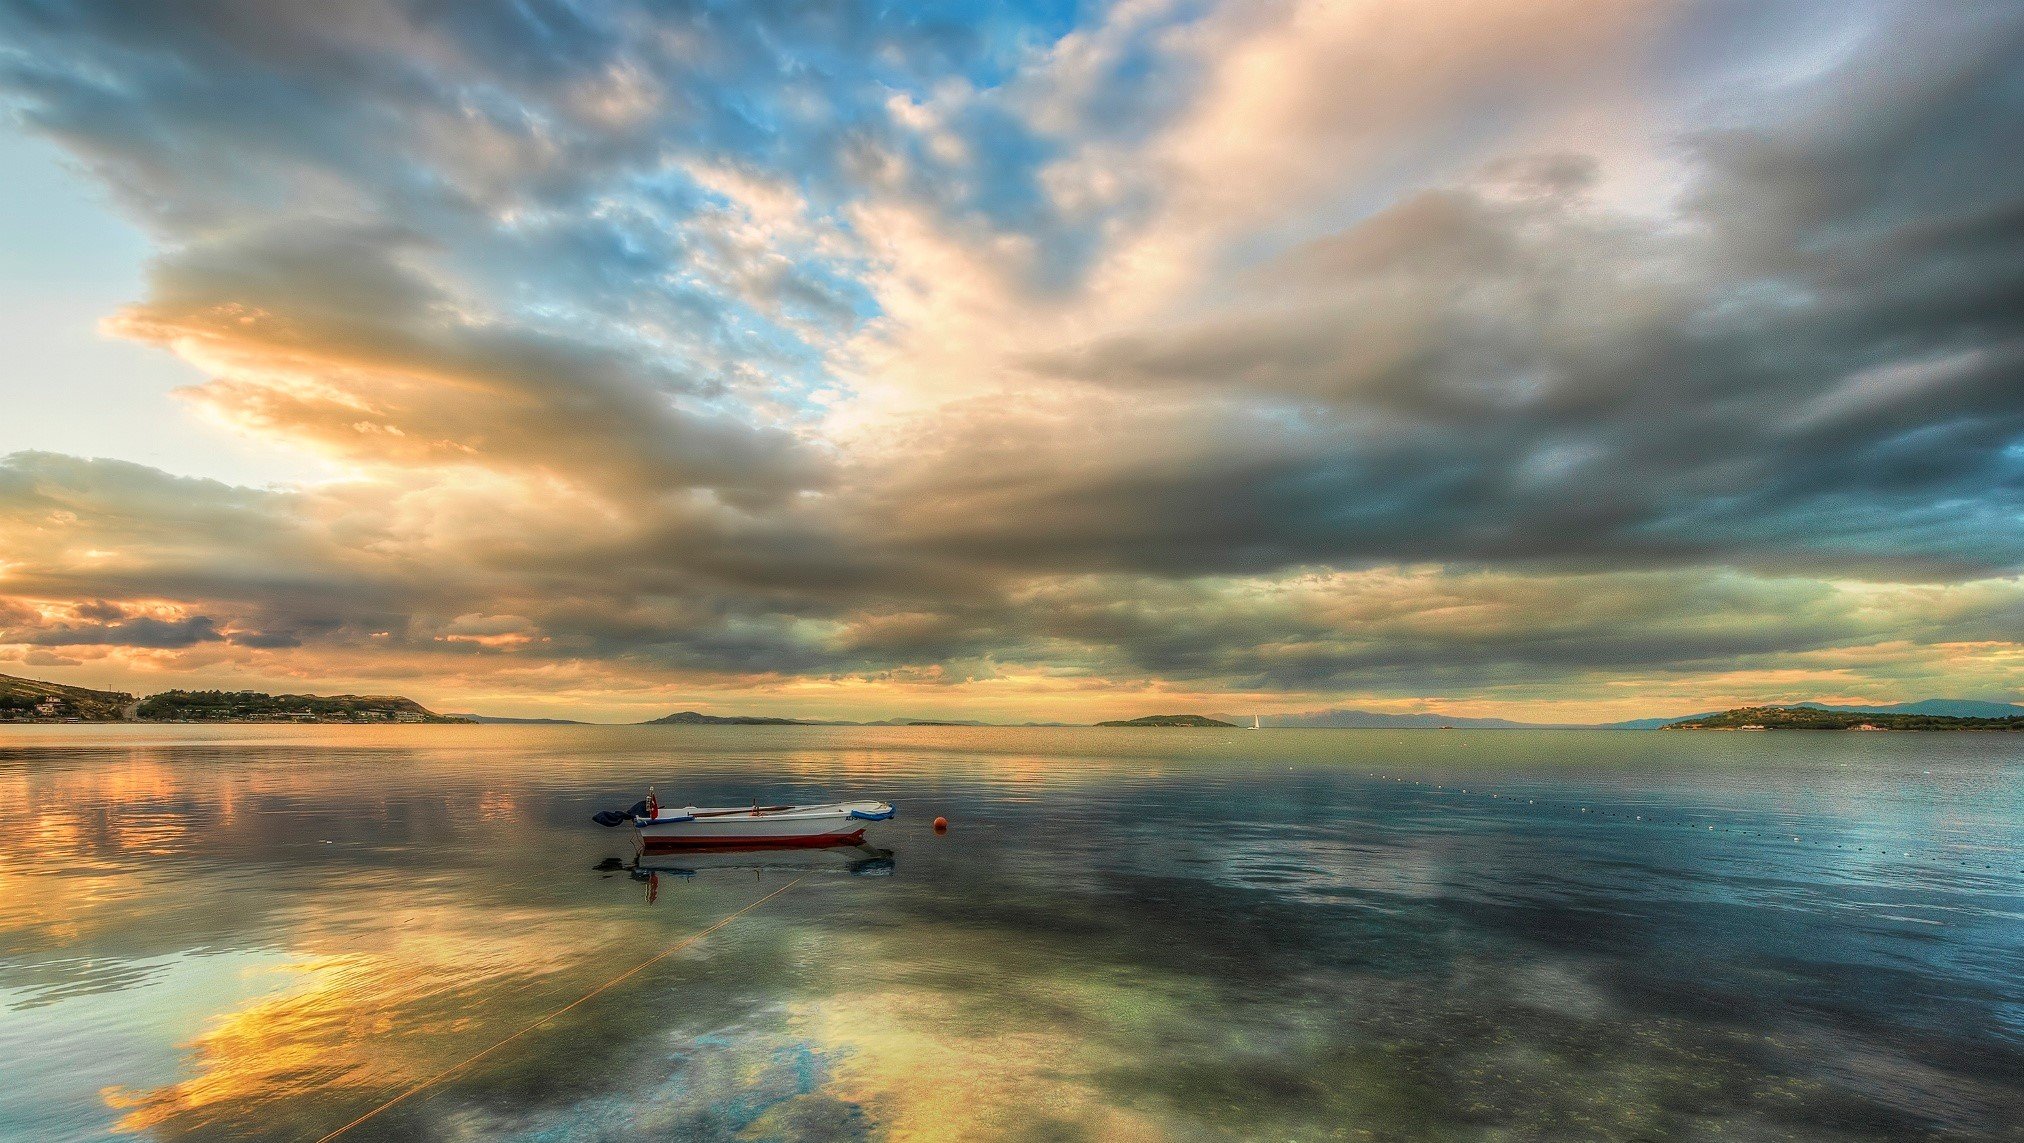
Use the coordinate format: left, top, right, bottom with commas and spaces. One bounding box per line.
2, 726, 2021, 1141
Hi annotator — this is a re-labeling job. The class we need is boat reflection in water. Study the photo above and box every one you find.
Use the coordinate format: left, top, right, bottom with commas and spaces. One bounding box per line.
606, 840, 895, 902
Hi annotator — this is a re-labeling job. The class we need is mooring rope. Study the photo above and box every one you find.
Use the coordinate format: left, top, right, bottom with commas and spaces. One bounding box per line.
312, 875, 806, 1143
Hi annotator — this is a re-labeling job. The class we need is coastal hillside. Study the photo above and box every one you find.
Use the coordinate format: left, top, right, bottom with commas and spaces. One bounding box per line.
0, 672, 134, 721
135, 690, 464, 723
1667, 706, 2024, 731
2, 671, 465, 724
1096, 714, 1236, 728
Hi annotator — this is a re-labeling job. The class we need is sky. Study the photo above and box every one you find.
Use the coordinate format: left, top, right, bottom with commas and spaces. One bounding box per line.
0, 0, 2020, 723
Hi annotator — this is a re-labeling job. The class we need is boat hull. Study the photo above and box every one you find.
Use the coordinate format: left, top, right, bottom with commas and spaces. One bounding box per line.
633, 800, 893, 853
637, 828, 867, 853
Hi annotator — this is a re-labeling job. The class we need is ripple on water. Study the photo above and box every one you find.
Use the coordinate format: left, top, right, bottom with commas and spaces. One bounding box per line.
0, 726, 2020, 1140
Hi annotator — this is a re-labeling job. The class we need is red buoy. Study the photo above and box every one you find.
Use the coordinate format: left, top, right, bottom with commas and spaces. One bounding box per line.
933, 816, 949, 833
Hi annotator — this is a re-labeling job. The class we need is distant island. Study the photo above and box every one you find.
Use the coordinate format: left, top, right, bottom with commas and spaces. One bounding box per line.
1612, 699, 2024, 729
639, 711, 1005, 726
9, 669, 2021, 731
1665, 705, 2024, 731
1095, 714, 1237, 727
644, 710, 813, 726
1221, 708, 1549, 729
1, 673, 464, 724
446, 713, 587, 725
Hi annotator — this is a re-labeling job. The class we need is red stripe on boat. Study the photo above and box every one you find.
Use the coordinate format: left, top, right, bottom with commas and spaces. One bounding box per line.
638, 829, 866, 853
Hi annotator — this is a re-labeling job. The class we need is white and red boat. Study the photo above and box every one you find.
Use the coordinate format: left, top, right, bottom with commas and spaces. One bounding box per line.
631, 795, 895, 852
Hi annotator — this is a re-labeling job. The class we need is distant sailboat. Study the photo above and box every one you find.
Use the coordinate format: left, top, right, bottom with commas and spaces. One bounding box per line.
1249, 714, 1262, 730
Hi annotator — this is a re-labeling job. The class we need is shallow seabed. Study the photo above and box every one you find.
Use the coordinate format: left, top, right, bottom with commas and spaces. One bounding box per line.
2, 726, 2021, 1141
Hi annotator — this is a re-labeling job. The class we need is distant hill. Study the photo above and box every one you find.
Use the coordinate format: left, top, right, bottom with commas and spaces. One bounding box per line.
1602, 712, 1719, 730
1793, 699, 2024, 719
641, 711, 1015, 726
642, 710, 813, 725
1096, 714, 1237, 728
1609, 698, 2024, 729
1236, 708, 1544, 729
2, 671, 469, 724
136, 690, 466, 723
1667, 705, 2024, 731
0, 672, 134, 721
447, 713, 588, 724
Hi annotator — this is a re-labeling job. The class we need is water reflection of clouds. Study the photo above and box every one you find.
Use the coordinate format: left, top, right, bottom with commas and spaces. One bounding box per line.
631, 844, 895, 881
93, 888, 685, 1140
790, 928, 1192, 1140
427, 1006, 866, 1141
2, 729, 2021, 1140
0, 949, 306, 1143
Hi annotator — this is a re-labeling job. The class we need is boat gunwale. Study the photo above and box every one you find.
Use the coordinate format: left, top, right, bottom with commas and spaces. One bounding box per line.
634, 800, 892, 827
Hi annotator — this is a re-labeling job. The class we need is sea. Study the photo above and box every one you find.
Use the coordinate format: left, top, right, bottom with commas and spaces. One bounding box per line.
1, 725, 2020, 1141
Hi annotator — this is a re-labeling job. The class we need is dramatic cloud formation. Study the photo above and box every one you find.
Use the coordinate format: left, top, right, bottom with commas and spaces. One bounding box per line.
0, 0, 2019, 719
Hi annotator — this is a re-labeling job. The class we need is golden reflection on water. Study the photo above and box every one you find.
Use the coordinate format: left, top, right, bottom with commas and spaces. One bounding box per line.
102, 957, 337, 1136
95, 880, 673, 1140
83, 868, 1200, 1141
3, 726, 2021, 1141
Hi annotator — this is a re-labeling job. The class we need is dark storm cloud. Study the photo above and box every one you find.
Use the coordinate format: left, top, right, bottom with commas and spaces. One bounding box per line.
0, 449, 966, 680
874, 1, 2014, 586
223, 629, 303, 649
1017, 571, 2024, 692
970, 6, 2024, 579
17, 613, 224, 648
803, 567, 2024, 695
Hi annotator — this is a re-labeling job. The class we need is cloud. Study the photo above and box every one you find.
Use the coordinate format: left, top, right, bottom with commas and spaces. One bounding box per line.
18, 614, 225, 649
1789, 349, 1995, 431
111, 220, 827, 507
0, 0, 2020, 715
840, 1, 2024, 583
